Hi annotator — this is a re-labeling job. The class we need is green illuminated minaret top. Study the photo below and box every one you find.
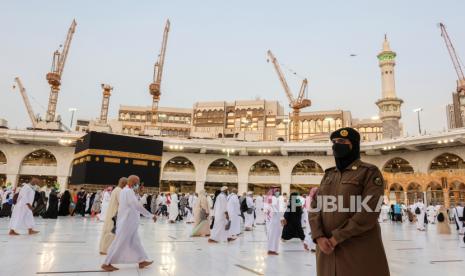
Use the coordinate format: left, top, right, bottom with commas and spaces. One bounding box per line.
377, 34, 396, 62
376, 34, 403, 139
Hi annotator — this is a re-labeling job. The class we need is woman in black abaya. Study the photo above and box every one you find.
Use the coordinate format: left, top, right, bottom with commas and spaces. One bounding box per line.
281, 192, 305, 241
42, 190, 59, 219
58, 190, 71, 216
33, 191, 47, 216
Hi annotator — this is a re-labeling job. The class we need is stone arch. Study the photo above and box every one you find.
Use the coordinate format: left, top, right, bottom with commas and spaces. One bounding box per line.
204, 158, 239, 193
425, 181, 444, 206
161, 156, 196, 193
0, 150, 6, 164
449, 180, 465, 206
382, 157, 414, 173
389, 182, 404, 191
406, 182, 423, 205
291, 159, 324, 175
406, 182, 421, 191
207, 158, 238, 175
388, 182, 405, 204
249, 159, 280, 176
21, 149, 57, 166
0, 150, 5, 186
162, 156, 196, 172
426, 181, 442, 191
453, 182, 465, 190
290, 159, 324, 193
248, 159, 281, 194
429, 153, 465, 171
18, 149, 58, 187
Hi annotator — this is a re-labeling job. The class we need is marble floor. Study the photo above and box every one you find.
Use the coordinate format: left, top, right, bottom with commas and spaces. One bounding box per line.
0, 217, 464, 276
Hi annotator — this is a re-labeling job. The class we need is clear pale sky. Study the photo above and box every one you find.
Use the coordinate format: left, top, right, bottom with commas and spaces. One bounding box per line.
1, 0, 464, 135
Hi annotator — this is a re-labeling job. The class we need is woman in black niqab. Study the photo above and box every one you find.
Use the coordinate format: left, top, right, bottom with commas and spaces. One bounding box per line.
58, 190, 71, 216
281, 192, 305, 241
42, 190, 59, 219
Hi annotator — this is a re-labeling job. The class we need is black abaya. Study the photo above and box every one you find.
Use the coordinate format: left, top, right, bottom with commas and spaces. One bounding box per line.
42, 191, 59, 219
58, 191, 71, 216
33, 191, 47, 216
281, 193, 305, 241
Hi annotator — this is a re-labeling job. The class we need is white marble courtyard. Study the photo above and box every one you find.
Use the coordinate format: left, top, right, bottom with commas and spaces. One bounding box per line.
0, 217, 464, 276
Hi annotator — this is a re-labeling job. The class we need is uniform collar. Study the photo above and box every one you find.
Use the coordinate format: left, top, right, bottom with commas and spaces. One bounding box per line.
334, 159, 362, 172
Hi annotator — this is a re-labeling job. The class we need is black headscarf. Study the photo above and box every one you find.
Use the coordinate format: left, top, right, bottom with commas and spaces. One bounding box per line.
330, 127, 361, 171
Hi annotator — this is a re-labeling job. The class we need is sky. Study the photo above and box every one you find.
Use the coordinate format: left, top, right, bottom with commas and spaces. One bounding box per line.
0, 0, 464, 136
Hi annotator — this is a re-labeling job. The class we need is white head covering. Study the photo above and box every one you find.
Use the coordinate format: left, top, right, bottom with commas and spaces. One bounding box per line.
220, 186, 228, 192
247, 191, 253, 196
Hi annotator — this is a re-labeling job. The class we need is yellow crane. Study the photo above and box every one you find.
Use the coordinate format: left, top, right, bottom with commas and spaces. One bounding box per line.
149, 19, 170, 126
45, 19, 77, 122
13, 77, 38, 129
439, 23, 465, 94
267, 50, 311, 141
99, 84, 113, 124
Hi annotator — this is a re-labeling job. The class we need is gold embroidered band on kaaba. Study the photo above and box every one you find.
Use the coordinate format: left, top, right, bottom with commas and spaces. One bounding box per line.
73, 149, 162, 162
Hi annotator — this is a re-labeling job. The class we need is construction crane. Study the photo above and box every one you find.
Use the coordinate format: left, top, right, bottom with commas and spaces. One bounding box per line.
45, 19, 77, 122
439, 23, 465, 94
267, 50, 311, 141
149, 19, 170, 126
100, 84, 113, 124
13, 77, 38, 128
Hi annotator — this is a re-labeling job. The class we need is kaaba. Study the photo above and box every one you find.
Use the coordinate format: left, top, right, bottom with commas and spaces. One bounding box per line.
70, 131, 163, 188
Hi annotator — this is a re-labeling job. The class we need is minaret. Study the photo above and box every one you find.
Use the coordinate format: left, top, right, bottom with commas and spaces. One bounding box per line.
376, 35, 403, 139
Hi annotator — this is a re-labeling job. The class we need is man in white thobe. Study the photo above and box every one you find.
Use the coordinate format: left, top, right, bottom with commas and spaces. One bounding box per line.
378, 204, 390, 223
254, 194, 265, 225
453, 204, 464, 235
265, 190, 282, 255
278, 193, 287, 215
227, 188, 241, 239
9, 179, 39, 235
99, 177, 127, 255
168, 193, 179, 223
244, 192, 255, 231
426, 204, 437, 224
101, 175, 156, 272
99, 188, 111, 221
185, 193, 196, 223
209, 186, 230, 243
414, 200, 426, 231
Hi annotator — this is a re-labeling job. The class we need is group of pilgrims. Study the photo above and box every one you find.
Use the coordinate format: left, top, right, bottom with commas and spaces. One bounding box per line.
4, 175, 465, 272
0, 181, 126, 220
378, 199, 465, 235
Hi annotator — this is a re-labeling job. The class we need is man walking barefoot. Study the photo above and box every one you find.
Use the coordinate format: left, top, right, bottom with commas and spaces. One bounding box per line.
101, 175, 157, 272
9, 178, 40, 235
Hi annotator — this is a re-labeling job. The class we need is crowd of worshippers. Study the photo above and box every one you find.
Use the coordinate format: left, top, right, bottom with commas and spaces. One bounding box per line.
6, 177, 463, 254
377, 200, 465, 236
1, 177, 321, 252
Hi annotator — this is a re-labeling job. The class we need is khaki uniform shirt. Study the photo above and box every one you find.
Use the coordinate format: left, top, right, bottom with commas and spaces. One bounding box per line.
309, 159, 390, 276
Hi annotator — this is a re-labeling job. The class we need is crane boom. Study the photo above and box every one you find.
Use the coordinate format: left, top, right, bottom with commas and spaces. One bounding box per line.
13, 77, 38, 128
439, 22, 465, 92
45, 19, 77, 123
267, 50, 312, 141
296, 78, 308, 103
155, 19, 170, 83
149, 19, 171, 127
57, 19, 77, 76
267, 50, 295, 104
